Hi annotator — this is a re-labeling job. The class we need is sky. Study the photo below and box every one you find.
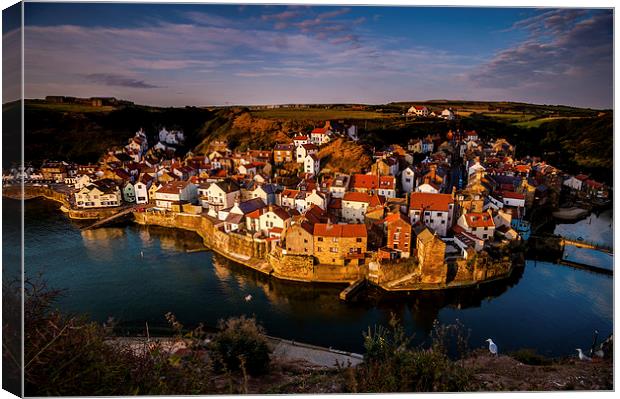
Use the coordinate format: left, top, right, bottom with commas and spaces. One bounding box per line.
4, 2, 614, 108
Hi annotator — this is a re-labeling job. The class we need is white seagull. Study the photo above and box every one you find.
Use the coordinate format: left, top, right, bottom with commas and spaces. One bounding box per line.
576, 348, 592, 361
244, 294, 253, 302
486, 338, 498, 356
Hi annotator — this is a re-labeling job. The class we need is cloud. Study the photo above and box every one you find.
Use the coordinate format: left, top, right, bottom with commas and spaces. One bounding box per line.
468, 10, 612, 108
261, 10, 300, 22
83, 73, 161, 89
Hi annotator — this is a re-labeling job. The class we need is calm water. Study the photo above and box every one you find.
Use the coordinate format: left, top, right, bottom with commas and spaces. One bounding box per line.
4, 199, 614, 356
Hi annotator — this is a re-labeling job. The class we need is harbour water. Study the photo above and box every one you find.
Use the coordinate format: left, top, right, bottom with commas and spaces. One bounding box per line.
3, 199, 613, 356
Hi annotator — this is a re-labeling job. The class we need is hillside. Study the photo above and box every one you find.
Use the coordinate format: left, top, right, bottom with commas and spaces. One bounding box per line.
12, 99, 612, 184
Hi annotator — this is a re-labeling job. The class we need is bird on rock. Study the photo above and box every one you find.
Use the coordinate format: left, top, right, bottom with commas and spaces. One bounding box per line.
576, 348, 592, 361
486, 338, 498, 356
244, 294, 253, 302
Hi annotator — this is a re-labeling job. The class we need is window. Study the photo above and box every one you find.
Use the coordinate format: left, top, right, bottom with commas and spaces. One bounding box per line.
425, 211, 430, 215
437, 212, 442, 217
318, 237, 323, 241
356, 238, 362, 243
332, 237, 338, 243
330, 247, 338, 253
304, 239, 308, 243
393, 244, 398, 249
405, 178, 411, 183
441, 220, 445, 224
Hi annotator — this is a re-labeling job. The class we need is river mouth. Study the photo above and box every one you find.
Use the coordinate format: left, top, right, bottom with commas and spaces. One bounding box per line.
4, 198, 613, 357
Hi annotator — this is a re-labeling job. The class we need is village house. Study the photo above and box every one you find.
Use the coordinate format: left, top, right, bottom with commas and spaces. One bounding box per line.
563, 174, 589, 192
309, 127, 331, 146
246, 205, 291, 237
199, 179, 241, 214
416, 181, 441, 194
401, 166, 416, 193
292, 135, 309, 147
217, 198, 266, 233
407, 139, 423, 153
341, 192, 384, 223
273, 143, 295, 164
408, 192, 455, 237
74, 174, 93, 190
328, 174, 350, 198
122, 181, 136, 203
377, 175, 396, 198
416, 228, 447, 284
440, 108, 455, 120
371, 157, 399, 176
154, 181, 198, 210
383, 212, 412, 258
246, 183, 278, 205
296, 143, 318, 163
74, 180, 122, 209
456, 211, 495, 241
407, 105, 429, 117
281, 216, 315, 256
304, 154, 320, 176
134, 175, 153, 204
313, 223, 368, 266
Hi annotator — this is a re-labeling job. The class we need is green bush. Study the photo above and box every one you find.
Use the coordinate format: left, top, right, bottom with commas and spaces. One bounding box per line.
510, 348, 552, 366
209, 315, 272, 376
345, 316, 473, 392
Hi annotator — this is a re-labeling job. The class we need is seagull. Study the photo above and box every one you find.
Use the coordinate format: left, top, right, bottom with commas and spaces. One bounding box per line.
140, 251, 144, 258
576, 348, 592, 361
486, 338, 498, 356
244, 294, 253, 302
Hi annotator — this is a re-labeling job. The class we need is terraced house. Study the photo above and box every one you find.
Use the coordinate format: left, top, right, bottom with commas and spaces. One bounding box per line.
74, 180, 122, 208
313, 223, 368, 266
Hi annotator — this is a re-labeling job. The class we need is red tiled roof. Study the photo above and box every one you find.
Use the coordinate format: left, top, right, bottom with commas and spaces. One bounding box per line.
409, 193, 453, 212
343, 192, 372, 203
293, 135, 308, 141
463, 212, 495, 228
575, 174, 589, 181
314, 223, 367, 238
501, 191, 525, 200
351, 174, 379, 190
311, 128, 327, 134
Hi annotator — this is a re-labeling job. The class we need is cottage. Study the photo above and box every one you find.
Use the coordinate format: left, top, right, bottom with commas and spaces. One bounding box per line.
416, 228, 447, 284
273, 143, 295, 164
456, 211, 495, 241
407, 105, 429, 117
122, 181, 136, 203
341, 192, 384, 223
383, 212, 412, 258
328, 174, 350, 198
292, 135, 309, 147
304, 154, 320, 176
313, 223, 367, 266
296, 143, 318, 163
309, 128, 331, 146
74, 180, 122, 208
401, 166, 416, 193
154, 181, 197, 210
281, 217, 315, 256
440, 108, 455, 120
408, 193, 455, 237
199, 179, 241, 214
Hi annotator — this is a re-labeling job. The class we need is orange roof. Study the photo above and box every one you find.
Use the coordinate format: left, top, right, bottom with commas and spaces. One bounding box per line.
311, 128, 327, 134
293, 135, 308, 141
281, 189, 300, 199
351, 174, 379, 190
379, 176, 395, 189
314, 223, 367, 238
464, 212, 495, 228
409, 193, 453, 212
343, 192, 373, 203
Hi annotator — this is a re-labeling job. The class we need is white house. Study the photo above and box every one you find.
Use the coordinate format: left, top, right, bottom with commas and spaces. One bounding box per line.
342, 192, 382, 223
74, 174, 93, 190
74, 181, 122, 209
563, 174, 588, 191
310, 128, 331, 146
154, 181, 197, 209
296, 143, 318, 163
408, 193, 454, 237
407, 105, 429, 117
329, 174, 350, 198
501, 191, 526, 208
440, 108, 455, 120
468, 161, 486, 177
416, 182, 440, 194
199, 180, 241, 214
401, 166, 416, 193
304, 154, 320, 176
456, 211, 495, 241
377, 175, 396, 198
292, 135, 309, 147
134, 180, 152, 204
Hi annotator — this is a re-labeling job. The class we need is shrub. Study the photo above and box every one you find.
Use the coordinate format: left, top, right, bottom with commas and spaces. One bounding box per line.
209, 315, 272, 376
345, 315, 473, 393
510, 348, 552, 366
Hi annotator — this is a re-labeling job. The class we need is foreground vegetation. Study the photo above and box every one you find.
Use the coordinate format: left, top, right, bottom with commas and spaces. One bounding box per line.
2, 280, 611, 395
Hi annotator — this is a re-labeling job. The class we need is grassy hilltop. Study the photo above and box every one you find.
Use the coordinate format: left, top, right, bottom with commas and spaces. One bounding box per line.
11, 99, 612, 182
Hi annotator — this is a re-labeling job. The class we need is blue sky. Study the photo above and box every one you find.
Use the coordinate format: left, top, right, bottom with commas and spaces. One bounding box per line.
11, 3, 613, 108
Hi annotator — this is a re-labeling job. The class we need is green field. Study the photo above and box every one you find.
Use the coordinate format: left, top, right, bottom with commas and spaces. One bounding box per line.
252, 108, 399, 121
480, 112, 537, 122
514, 116, 587, 128
28, 103, 117, 113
